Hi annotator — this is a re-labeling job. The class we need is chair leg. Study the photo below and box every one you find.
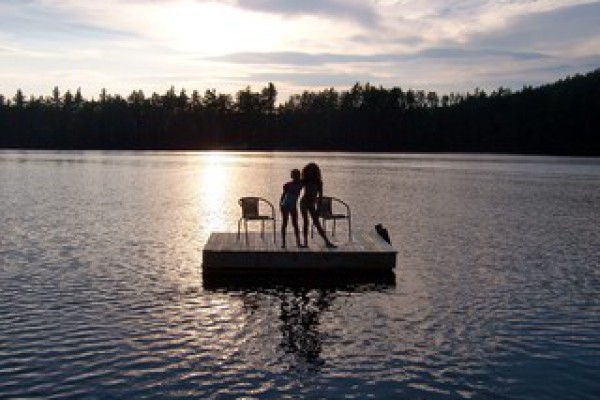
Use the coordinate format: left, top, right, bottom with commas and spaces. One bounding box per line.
272, 219, 276, 243
238, 219, 242, 241
348, 218, 352, 241
261, 220, 265, 239
244, 220, 249, 244
333, 219, 336, 237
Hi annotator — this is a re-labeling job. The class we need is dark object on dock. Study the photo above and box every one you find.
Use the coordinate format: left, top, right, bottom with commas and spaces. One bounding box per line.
375, 224, 391, 245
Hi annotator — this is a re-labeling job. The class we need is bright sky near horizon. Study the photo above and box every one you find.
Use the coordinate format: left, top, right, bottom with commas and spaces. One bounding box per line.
0, 0, 598, 102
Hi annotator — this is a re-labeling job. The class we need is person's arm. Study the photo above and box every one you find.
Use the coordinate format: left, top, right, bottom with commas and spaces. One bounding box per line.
280, 184, 287, 207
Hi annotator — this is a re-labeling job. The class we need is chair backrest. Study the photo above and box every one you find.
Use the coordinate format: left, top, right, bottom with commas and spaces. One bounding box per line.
240, 197, 259, 218
318, 197, 333, 217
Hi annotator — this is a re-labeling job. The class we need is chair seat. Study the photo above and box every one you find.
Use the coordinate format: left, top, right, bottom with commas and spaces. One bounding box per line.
321, 213, 348, 219
245, 215, 273, 220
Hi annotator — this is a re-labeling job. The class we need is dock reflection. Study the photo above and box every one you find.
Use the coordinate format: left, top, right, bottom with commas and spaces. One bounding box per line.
202, 269, 395, 372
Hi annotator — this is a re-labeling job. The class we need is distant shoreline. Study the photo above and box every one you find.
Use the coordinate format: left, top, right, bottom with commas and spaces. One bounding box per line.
1, 70, 598, 156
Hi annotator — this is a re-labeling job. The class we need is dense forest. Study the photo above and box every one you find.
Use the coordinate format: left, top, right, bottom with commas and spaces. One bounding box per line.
1, 69, 598, 155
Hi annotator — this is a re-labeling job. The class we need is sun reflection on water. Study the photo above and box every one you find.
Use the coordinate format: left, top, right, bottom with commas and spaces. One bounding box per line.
196, 152, 236, 233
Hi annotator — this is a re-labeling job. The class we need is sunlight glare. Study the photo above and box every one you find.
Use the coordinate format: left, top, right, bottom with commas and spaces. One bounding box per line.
197, 152, 233, 231
157, 1, 283, 55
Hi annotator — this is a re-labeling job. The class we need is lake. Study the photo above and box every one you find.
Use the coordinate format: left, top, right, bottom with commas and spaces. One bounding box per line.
1, 150, 599, 399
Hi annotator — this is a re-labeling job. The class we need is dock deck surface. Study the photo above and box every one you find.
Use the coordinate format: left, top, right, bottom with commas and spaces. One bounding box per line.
202, 231, 397, 271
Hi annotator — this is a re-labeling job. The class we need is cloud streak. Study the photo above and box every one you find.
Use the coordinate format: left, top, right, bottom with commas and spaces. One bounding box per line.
472, 2, 600, 52
234, 0, 379, 27
208, 48, 552, 66
0, 1, 139, 44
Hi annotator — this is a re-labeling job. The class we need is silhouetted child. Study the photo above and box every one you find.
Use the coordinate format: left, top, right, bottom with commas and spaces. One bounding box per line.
280, 169, 304, 248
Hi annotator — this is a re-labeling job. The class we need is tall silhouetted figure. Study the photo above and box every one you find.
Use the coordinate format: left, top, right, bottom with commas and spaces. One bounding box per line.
300, 162, 336, 248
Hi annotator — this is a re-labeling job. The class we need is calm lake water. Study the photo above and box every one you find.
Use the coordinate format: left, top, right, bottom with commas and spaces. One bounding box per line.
1, 151, 599, 399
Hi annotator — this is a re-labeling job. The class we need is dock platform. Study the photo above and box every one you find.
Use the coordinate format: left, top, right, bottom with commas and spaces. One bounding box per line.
202, 230, 397, 272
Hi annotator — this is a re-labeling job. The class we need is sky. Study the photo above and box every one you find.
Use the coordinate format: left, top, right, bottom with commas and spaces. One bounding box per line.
0, 0, 598, 102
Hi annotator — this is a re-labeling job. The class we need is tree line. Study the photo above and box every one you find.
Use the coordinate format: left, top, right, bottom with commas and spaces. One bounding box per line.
0, 69, 598, 155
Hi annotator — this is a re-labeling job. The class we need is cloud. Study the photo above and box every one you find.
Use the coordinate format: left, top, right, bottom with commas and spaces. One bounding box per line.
207, 47, 551, 66
417, 47, 551, 61
234, 0, 379, 27
351, 33, 425, 46
471, 2, 600, 52
0, 40, 18, 54
0, 1, 139, 43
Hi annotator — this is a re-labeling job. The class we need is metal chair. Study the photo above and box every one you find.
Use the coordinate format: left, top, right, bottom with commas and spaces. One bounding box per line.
238, 197, 276, 243
315, 196, 352, 241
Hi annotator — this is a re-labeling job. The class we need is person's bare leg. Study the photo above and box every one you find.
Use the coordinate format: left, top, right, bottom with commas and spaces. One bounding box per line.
291, 209, 301, 246
281, 211, 289, 248
301, 206, 309, 247
309, 207, 336, 248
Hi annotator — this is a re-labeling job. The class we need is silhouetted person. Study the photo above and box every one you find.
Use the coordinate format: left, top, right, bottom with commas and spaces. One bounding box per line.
280, 169, 303, 248
300, 162, 336, 248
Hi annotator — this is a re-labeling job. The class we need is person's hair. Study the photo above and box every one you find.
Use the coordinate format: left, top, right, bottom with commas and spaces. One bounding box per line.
301, 162, 322, 184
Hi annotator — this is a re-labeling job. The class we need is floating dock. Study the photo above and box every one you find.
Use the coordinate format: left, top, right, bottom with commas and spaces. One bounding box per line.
202, 230, 397, 272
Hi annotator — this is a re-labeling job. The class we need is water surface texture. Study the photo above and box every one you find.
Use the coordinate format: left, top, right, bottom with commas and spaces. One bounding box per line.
1, 151, 599, 399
